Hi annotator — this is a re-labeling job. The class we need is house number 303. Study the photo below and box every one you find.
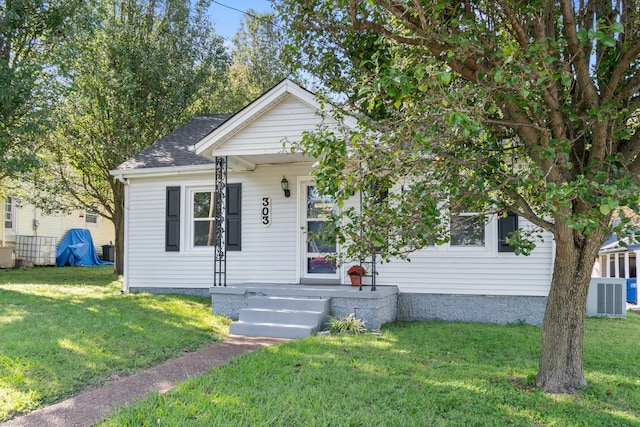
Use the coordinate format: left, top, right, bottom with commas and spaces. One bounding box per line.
261, 197, 271, 227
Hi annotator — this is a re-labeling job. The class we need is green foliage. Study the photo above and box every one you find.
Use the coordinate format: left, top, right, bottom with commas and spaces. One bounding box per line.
100, 317, 640, 425
328, 313, 368, 334
0, 0, 87, 180
0, 266, 228, 421
24, 0, 229, 272
50, 0, 228, 180
276, 0, 640, 259
197, 9, 296, 113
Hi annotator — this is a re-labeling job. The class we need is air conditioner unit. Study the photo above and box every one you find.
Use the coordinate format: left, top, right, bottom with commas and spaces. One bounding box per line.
587, 278, 626, 317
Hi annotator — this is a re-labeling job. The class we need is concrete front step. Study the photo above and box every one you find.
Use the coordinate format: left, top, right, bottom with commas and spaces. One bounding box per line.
247, 296, 329, 312
230, 296, 330, 339
230, 321, 316, 339
238, 308, 324, 326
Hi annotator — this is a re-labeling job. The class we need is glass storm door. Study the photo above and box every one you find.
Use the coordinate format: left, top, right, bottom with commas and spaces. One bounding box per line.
302, 184, 338, 279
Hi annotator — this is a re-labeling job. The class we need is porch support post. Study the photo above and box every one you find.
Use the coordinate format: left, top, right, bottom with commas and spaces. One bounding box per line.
213, 156, 227, 287
624, 252, 630, 278
359, 187, 378, 292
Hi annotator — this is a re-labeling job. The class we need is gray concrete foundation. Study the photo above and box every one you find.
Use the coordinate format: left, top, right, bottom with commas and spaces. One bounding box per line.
128, 287, 211, 297
397, 293, 547, 326
133, 285, 548, 328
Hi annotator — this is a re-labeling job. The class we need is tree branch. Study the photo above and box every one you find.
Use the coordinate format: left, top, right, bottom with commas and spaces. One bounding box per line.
531, 12, 567, 146
370, 1, 493, 82
623, 132, 640, 174
502, 187, 556, 232
619, 70, 640, 101
604, 44, 640, 102
559, 0, 600, 109
497, 1, 529, 47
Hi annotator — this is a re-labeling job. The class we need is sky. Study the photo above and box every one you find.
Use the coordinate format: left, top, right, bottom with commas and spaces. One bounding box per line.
208, 0, 274, 41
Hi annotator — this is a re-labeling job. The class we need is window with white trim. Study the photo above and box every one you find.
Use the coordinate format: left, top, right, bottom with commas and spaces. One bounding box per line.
191, 189, 216, 248
85, 211, 99, 226
450, 213, 486, 247
4, 197, 15, 232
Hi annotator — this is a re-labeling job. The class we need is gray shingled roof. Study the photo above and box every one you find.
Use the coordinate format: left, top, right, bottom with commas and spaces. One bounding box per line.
117, 114, 234, 170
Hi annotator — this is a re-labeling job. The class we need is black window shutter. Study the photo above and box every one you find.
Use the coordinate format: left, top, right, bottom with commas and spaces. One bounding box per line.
498, 212, 518, 253
165, 187, 181, 252
226, 183, 241, 251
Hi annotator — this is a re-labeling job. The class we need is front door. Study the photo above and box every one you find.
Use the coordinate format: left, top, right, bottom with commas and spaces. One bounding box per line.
301, 183, 339, 282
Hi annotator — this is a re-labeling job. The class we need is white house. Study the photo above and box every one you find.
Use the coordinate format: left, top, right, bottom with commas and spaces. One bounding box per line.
112, 79, 555, 329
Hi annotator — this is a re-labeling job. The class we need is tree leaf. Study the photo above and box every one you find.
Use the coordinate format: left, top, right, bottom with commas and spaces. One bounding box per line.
437, 71, 452, 85
601, 34, 616, 48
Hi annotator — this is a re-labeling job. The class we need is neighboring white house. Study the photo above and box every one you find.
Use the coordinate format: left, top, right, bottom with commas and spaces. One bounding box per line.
112, 79, 555, 325
0, 194, 115, 264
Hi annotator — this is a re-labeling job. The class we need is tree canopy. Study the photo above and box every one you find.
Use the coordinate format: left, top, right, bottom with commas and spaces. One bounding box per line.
38, 0, 229, 274
0, 0, 85, 181
198, 8, 296, 113
275, 0, 640, 393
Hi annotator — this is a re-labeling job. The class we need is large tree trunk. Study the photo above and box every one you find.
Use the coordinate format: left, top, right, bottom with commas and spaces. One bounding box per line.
112, 180, 125, 276
536, 230, 605, 393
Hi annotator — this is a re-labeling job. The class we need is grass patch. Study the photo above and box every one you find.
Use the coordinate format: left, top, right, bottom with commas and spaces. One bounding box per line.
102, 315, 640, 426
0, 266, 229, 421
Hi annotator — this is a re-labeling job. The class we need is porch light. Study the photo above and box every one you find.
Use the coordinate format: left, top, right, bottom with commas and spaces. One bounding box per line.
281, 176, 290, 198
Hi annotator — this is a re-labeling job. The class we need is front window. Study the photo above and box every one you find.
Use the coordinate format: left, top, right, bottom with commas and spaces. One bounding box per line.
450, 214, 486, 247
192, 190, 216, 247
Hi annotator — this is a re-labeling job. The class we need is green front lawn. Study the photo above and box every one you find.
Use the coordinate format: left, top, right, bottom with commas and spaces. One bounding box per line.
102, 316, 640, 426
0, 266, 229, 421
3, 266, 639, 426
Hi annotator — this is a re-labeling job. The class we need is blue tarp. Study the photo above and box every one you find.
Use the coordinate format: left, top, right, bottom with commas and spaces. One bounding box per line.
56, 228, 113, 267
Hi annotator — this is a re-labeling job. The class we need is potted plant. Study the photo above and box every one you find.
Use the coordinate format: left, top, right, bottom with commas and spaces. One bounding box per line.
347, 265, 366, 286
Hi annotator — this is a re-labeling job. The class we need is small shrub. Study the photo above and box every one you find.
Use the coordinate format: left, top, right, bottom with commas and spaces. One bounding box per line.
329, 314, 368, 334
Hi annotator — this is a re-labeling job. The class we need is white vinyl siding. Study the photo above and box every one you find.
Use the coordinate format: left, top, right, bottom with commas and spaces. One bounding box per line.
338, 192, 552, 296
211, 95, 332, 156
374, 216, 553, 296
124, 163, 314, 290
225, 164, 308, 283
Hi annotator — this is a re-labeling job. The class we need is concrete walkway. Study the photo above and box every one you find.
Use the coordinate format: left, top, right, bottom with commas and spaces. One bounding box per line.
1, 335, 286, 427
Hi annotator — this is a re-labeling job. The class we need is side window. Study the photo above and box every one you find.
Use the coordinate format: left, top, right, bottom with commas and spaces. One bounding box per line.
4, 197, 14, 230
85, 211, 99, 226
450, 214, 486, 247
